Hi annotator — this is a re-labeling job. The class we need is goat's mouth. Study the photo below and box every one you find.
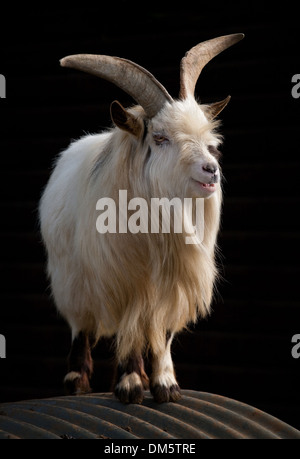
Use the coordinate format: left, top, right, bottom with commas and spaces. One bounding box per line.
200, 182, 216, 189
192, 179, 216, 193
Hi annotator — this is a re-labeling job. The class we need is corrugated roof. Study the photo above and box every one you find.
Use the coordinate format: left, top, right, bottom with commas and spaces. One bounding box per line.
0, 390, 299, 439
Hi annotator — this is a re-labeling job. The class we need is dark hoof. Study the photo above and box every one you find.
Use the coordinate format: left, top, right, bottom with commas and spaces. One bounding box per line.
151, 383, 182, 403
115, 384, 144, 404
64, 371, 92, 395
114, 372, 144, 404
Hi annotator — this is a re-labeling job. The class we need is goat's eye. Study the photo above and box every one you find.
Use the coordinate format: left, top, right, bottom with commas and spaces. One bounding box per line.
153, 133, 169, 146
208, 145, 222, 159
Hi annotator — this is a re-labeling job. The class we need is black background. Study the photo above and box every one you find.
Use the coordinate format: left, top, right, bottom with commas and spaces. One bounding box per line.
0, 2, 299, 431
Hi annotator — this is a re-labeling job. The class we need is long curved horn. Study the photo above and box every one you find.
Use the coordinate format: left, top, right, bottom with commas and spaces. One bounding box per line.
60, 54, 173, 118
179, 33, 244, 99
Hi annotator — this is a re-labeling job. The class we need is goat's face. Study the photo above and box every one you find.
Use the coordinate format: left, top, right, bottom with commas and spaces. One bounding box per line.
147, 97, 222, 199
112, 98, 222, 200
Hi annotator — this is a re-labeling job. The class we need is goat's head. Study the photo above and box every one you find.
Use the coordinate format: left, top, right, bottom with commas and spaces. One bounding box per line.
60, 34, 243, 199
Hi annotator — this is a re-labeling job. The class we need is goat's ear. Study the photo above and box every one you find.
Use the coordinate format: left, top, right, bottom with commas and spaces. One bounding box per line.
110, 100, 143, 138
206, 95, 231, 119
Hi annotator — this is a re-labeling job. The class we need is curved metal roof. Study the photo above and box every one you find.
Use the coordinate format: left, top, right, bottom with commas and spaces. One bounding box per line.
0, 390, 299, 439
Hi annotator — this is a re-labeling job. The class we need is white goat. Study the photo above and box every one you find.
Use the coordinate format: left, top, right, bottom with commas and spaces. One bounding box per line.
39, 34, 243, 403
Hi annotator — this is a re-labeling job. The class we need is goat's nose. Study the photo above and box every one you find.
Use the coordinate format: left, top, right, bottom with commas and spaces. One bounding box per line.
203, 163, 218, 174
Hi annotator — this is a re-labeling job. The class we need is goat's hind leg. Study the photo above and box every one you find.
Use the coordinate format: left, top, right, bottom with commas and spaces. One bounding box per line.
64, 331, 93, 395
114, 353, 149, 404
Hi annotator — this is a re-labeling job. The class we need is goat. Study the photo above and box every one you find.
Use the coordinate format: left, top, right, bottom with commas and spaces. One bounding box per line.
39, 34, 243, 404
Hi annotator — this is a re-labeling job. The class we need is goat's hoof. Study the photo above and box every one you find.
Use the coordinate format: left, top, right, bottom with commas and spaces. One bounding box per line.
114, 372, 144, 404
64, 371, 92, 395
115, 384, 144, 404
151, 383, 182, 403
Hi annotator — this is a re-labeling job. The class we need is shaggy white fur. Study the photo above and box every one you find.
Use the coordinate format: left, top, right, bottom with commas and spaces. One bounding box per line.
39, 98, 222, 364
38, 33, 244, 401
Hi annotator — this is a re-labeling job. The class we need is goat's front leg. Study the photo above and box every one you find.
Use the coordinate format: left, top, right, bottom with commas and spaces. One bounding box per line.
63, 331, 93, 395
114, 353, 149, 404
150, 331, 182, 403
